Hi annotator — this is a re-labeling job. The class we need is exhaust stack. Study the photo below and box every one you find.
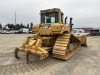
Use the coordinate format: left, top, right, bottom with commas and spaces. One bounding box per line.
65, 16, 68, 24
69, 17, 74, 31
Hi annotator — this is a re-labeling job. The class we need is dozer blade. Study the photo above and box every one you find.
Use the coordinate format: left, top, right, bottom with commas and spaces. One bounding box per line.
75, 35, 87, 47
14, 35, 48, 63
53, 33, 81, 60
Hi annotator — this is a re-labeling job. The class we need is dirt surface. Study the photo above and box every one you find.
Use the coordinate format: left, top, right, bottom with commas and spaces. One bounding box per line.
0, 34, 100, 75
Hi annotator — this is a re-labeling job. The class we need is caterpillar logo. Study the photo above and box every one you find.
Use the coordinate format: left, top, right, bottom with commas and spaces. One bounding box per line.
42, 24, 50, 29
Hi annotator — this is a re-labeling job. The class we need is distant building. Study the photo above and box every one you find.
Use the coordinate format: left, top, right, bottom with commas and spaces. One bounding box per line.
82, 28, 93, 33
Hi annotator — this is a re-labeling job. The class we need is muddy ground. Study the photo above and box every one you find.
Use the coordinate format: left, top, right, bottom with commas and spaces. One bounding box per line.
0, 34, 100, 75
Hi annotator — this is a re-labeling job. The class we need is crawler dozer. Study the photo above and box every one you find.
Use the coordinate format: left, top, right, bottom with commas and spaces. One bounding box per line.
15, 8, 87, 63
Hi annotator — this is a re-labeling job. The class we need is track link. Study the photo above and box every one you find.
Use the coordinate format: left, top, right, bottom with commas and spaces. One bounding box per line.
53, 33, 81, 60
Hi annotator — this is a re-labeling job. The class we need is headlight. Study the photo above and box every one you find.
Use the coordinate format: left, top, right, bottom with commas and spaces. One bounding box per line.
61, 26, 64, 30
42, 24, 50, 29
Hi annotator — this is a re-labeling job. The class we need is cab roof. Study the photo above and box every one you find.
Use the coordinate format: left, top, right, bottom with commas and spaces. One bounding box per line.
40, 8, 61, 14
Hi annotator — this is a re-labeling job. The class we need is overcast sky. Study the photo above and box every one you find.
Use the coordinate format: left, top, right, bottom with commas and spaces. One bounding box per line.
0, 0, 100, 28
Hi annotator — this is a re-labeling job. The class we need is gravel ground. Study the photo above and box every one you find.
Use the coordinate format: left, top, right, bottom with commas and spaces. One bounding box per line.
0, 34, 100, 75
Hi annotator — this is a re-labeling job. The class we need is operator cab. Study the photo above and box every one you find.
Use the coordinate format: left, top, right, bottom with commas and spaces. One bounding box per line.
40, 8, 64, 24
32, 8, 71, 35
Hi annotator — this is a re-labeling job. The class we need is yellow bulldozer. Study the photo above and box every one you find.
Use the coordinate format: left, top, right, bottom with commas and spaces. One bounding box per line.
15, 8, 87, 63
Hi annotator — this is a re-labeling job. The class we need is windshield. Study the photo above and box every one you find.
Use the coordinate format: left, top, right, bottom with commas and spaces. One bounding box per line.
41, 12, 58, 23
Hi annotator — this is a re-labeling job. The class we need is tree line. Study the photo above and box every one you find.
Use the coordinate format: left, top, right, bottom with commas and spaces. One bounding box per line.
0, 23, 33, 30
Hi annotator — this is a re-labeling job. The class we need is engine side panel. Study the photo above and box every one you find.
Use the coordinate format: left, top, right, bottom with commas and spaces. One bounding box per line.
32, 23, 70, 35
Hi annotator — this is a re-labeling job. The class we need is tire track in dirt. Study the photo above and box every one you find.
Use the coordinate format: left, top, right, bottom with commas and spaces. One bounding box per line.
0, 53, 61, 75
0, 52, 14, 58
